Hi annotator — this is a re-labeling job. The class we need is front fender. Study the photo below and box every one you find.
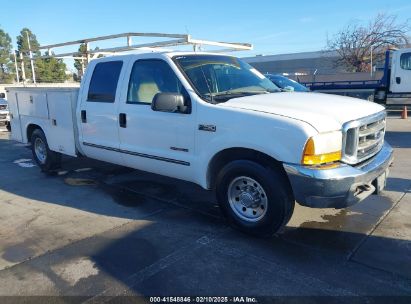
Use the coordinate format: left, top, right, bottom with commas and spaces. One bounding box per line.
194, 105, 317, 188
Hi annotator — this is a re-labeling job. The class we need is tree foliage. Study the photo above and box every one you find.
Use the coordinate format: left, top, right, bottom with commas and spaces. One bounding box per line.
0, 28, 14, 83
16, 28, 39, 81
36, 53, 68, 82
17, 28, 67, 82
73, 43, 88, 80
74, 43, 87, 73
327, 14, 410, 72
73, 44, 102, 81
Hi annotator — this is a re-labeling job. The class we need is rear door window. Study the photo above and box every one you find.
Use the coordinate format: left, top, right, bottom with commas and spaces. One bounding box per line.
87, 61, 123, 102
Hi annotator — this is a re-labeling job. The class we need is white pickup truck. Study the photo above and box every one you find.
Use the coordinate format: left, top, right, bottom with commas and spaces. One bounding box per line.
7, 52, 394, 236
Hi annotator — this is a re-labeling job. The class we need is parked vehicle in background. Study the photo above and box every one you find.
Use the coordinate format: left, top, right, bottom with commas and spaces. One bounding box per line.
7, 51, 393, 237
302, 48, 411, 105
0, 93, 11, 131
267, 74, 309, 92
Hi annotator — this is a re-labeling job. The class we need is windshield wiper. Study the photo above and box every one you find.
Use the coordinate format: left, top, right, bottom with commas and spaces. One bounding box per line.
212, 90, 277, 102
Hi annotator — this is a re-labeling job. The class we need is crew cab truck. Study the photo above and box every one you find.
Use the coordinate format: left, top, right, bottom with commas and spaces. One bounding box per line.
7, 52, 394, 236
302, 48, 411, 105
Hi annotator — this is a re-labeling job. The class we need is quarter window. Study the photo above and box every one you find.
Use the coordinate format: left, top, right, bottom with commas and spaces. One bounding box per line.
400, 52, 411, 70
87, 61, 123, 102
127, 60, 187, 104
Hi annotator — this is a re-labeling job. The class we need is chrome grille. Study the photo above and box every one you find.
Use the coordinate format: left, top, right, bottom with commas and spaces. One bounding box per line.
0, 105, 7, 110
342, 111, 386, 165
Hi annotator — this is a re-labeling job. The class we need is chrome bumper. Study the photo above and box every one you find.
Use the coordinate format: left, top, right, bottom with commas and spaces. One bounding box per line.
283, 142, 394, 209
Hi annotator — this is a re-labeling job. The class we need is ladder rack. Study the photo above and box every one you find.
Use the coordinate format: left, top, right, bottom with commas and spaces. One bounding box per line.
37, 32, 253, 60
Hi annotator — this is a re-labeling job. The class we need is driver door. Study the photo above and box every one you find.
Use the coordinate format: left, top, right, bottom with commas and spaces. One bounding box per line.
117, 58, 196, 182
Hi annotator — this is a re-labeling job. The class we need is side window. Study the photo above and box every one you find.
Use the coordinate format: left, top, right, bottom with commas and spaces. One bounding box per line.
127, 60, 187, 104
400, 52, 411, 70
87, 61, 123, 102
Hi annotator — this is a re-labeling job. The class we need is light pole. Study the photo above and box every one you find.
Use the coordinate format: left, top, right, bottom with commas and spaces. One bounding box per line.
370, 45, 373, 78
13, 50, 20, 84
25, 31, 36, 84
19, 52, 26, 82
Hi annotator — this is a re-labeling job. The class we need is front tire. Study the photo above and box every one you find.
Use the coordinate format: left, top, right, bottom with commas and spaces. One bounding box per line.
216, 160, 294, 237
6, 122, 11, 131
31, 129, 61, 172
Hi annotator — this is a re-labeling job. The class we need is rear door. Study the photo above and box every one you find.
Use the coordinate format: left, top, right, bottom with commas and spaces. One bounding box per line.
391, 49, 411, 93
78, 59, 125, 165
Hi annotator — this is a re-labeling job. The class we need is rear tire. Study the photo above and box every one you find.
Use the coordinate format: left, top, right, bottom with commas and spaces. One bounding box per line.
31, 129, 61, 172
216, 160, 294, 237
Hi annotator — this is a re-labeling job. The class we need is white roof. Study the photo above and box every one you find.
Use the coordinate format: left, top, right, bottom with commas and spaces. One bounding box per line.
90, 51, 235, 62
242, 50, 339, 63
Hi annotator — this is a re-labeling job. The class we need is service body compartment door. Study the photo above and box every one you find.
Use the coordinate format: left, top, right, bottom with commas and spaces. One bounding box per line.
391, 49, 411, 93
47, 91, 78, 156
7, 91, 23, 142
17, 91, 49, 118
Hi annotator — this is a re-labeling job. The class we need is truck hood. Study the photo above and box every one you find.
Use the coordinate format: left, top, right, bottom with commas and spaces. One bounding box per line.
219, 92, 385, 132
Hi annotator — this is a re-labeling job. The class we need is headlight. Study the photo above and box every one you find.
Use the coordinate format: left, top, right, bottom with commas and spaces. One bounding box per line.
302, 131, 342, 165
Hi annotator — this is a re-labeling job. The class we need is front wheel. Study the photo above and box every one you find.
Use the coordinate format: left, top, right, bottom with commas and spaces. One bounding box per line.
216, 160, 294, 237
31, 129, 61, 172
5, 122, 11, 131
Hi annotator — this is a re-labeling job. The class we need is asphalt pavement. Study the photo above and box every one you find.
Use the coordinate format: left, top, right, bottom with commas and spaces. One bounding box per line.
0, 118, 410, 302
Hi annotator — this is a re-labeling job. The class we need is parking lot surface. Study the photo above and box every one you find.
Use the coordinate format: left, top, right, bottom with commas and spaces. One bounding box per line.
0, 118, 410, 300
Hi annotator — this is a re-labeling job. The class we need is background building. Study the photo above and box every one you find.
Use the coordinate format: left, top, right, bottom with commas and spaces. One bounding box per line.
242, 50, 383, 83
242, 50, 341, 76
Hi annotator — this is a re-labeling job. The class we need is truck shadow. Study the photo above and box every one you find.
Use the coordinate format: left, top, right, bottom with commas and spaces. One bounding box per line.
1, 137, 411, 295
20, 216, 411, 297
384, 177, 411, 193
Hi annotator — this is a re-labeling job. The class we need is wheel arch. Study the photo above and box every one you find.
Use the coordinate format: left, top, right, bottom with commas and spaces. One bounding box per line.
26, 123, 43, 143
206, 147, 288, 190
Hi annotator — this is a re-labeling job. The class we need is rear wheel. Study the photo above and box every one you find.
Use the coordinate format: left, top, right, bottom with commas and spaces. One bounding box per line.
216, 160, 294, 237
374, 89, 386, 104
31, 129, 61, 172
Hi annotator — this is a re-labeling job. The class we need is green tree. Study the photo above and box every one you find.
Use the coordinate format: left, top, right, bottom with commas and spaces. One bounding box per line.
17, 28, 67, 82
73, 44, 102, 81
0, 28, 13, 83
16, 28, 40, 81
35, 52, 68, 82
74, 43, 88, 78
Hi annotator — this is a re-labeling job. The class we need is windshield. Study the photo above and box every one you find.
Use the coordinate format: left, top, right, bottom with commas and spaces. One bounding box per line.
174, 55, 280, 102
268, 75, 309, 92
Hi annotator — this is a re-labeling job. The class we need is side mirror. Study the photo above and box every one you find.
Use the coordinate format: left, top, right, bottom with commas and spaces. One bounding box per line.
152, 93, 187, 113
0, 93, 5, 99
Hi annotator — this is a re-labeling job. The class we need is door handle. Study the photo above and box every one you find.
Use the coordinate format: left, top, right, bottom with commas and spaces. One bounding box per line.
119, 113, 127, 128
396, 77, 401, 84
81, 110, 87, 123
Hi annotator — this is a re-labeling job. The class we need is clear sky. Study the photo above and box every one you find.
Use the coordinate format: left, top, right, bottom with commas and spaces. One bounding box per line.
1, 0, 410, 70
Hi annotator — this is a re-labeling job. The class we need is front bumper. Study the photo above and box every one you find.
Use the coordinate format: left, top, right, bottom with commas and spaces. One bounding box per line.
0, 111, 10, 123
283, 142, 394, 209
